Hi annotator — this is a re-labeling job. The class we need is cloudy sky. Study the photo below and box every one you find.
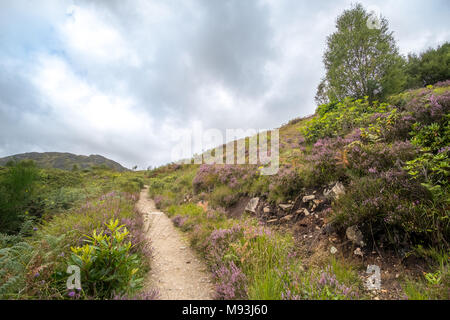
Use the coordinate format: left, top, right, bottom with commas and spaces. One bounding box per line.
1, 0, 448, 169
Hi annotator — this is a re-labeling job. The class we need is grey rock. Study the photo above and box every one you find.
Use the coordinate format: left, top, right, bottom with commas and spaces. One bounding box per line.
322, 222, 335, 234
245, 197, 259, 213
324, 182, 345, 200
346, 225, 365, 247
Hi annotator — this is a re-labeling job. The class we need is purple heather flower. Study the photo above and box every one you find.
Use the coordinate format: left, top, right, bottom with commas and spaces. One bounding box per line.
68, 291, 76, 298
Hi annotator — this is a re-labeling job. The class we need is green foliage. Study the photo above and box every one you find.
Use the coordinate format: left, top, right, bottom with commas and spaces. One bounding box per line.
317, 3, 405, 104
0, 161, 39, 233
0, 241, 33, 298
405, 42, 450, 89
68, 219, 143, 299
405, 118, 450, 200
302, 97, 388, 142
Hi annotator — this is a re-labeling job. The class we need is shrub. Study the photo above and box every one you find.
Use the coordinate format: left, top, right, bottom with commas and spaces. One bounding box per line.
267, 166, 303, 203
68, 219, 143, 298
302, 97, 388, 142
304, 137, 350, 186
0, 161, 39, 233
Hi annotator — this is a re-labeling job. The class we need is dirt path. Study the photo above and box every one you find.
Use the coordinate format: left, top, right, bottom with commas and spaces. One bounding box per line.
136, 187, 214, 300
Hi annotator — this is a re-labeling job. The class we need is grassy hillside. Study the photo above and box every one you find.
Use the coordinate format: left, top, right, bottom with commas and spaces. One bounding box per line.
0, 163, 155, 299
147, 82, 449, 300
0, 152, 128, 172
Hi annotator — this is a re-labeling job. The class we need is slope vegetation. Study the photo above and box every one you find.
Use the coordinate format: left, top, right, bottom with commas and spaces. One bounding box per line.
147, 82, 450, 300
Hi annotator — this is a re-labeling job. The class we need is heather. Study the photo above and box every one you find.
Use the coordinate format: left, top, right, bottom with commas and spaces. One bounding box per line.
164, 204, 362, 300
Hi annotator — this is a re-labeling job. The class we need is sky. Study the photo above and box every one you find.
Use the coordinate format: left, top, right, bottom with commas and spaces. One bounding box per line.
0, 0, 449, 169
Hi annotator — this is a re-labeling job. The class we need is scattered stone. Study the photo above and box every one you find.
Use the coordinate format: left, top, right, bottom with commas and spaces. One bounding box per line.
279, 203, 293, 210
354, 247, 363, 257
346, 225, 365, 247
303, 208, 310, 216
302, 195, 315, 202
245, 197, 259, 213
295, 209, 304, 215
330, 246, 338, 254
267, 218, 278, 224
263, 206, 271, 214
313, 199, 322, 205
281, 214, 293, 222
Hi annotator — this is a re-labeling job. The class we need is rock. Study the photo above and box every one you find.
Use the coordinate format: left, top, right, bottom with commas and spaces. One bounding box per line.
263, 206, 271, 214
267, 218, 278, 224
302, 195, 315, 202
346, 225, 365, 247
354, 247, 363, 257
303, 208, 310, 216
324, 182, 345, 200
281, 214, 293, 222
245, 197, 259, 213
330, 246, 338, 254
294, 209, 304, 215
322, 222, 335, 234
279, 203, 293, 211
331, 182, 345, 199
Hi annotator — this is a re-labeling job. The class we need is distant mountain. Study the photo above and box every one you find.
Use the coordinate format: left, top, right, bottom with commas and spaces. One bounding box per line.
0, 152, 128, 171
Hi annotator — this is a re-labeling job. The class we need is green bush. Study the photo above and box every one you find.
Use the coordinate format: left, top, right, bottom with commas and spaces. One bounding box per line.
68, 219, 142, 299
0, 161, 39, 233
302, 97, 388, 142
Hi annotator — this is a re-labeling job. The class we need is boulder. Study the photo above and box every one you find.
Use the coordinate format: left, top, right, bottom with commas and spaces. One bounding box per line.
245, 197, 259, 213
346, 225, 365, 247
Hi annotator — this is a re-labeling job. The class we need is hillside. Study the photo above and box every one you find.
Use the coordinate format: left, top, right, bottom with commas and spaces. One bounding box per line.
147, 82, 450, 300
0, 152, 128, 172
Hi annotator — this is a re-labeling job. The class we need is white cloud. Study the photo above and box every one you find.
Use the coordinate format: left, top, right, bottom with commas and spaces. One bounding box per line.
59, 5, 140, 66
